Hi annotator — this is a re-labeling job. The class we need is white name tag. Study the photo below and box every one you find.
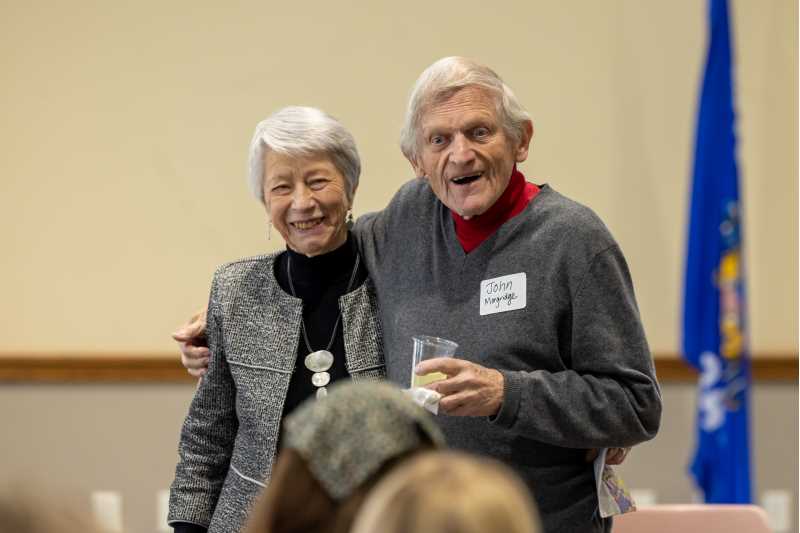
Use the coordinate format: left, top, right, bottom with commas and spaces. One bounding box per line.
480, 273, 527, 316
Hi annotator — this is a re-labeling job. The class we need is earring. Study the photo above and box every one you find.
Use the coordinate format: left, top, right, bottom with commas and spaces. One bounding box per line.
346, 210, 354, 230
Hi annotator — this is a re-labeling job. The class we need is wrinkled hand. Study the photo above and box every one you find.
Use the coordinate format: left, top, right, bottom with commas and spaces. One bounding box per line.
172, 307, 210, 378
417, 358, 504, 417
585, 447, 632, 465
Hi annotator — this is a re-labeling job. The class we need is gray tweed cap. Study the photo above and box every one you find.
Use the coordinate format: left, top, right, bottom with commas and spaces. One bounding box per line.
281, 380, 446, 500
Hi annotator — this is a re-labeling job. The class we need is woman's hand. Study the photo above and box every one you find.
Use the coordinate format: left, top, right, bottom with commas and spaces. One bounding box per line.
172, 307, 210, 378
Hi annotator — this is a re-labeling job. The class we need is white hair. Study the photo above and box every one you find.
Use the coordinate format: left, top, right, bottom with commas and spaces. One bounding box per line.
248, 106, 361, 204
399, 57, 531, 163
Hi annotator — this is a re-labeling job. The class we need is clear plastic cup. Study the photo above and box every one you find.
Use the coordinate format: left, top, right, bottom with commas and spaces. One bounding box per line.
410, 335, 459, 388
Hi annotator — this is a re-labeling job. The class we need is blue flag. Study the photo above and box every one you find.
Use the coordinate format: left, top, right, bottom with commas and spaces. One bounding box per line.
682, 0, 752, 503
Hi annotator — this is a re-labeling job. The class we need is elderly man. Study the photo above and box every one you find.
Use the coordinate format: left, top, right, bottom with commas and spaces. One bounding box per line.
176, 57, 661, 532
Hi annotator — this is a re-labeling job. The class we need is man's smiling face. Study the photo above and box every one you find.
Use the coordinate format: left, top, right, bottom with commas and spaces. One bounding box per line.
413, 86, 531, 219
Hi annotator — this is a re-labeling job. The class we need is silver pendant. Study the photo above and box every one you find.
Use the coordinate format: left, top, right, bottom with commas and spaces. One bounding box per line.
305, 350, 334, 373
316, 387, 328, 399
311, 371, 331, 387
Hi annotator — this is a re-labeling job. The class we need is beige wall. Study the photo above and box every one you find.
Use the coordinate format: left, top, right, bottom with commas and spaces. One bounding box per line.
0, 0, 796, 355
0, 2, 797, 531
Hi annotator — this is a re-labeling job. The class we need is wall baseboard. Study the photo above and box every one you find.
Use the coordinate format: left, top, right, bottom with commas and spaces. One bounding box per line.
0, 353, 795, 383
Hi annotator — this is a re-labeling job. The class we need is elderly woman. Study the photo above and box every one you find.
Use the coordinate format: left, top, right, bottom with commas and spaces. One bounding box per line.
175, 57, 661, 533
167, 107, 385, 533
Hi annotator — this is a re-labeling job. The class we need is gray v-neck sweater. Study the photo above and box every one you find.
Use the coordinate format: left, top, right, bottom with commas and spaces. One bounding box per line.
355, 179, 661, 533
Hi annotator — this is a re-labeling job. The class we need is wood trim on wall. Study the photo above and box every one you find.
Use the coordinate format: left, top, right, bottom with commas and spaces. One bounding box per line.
653, 356, 797, 382
0, 355, 195, 383
0, 353, 796, 383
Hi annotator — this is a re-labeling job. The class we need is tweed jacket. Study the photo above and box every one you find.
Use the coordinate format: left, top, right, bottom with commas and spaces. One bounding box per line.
168, 252, 386, 533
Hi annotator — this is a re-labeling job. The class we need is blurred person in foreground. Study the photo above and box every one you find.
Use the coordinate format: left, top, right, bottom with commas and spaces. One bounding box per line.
168, 107, 386, 533
0, 488, 99, 533
175, 57, 661, 532
352, 451, 541, 533
243, 381, 445, 533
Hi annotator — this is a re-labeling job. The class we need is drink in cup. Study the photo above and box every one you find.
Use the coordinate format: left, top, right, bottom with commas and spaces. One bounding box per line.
411, 335, 458, 388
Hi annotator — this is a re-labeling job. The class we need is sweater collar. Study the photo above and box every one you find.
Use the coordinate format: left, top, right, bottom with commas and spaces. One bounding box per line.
450, 166, 539, 253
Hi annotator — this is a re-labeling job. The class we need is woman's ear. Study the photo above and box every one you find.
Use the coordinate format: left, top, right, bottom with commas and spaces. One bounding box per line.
261, 179, 272, 213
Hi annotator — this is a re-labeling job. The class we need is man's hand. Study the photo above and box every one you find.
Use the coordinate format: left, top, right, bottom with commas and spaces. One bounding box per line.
417, 358, 504, 417
172, 307, 210, 378
585, 447, 631, 465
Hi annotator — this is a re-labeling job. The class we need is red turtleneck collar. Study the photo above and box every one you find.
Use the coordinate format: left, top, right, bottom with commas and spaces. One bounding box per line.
451, 166, 539, 253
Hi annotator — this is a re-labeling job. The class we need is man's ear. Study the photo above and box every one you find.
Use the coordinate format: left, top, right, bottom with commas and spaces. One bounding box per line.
514, 120, 534, 163
407, 154, 427, 180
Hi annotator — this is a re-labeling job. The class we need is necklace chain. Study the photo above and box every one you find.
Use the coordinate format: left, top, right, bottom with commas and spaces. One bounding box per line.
286, 252, 361, 354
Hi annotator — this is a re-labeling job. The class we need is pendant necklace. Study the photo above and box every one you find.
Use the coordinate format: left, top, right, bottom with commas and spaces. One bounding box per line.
287, 251, 361, 399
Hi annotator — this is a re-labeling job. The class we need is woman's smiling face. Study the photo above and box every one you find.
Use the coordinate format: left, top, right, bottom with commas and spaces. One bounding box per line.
263, 151, 351, 257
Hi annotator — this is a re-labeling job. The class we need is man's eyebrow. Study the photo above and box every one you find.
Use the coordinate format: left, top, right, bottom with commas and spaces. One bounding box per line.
461, 116, 492, 130
422, 123, 449, 136
422, 126, 447, 138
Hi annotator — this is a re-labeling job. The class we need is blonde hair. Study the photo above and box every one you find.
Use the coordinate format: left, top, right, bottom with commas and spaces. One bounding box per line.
352, 451, 541, 533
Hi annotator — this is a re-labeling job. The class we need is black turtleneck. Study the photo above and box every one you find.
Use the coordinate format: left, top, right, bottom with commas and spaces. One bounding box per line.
274, 232, 366, 418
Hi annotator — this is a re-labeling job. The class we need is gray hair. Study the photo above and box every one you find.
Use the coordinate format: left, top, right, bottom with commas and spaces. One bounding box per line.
248, 106, 361, 204
283, 381, 445, 500
399, 57, 531, 163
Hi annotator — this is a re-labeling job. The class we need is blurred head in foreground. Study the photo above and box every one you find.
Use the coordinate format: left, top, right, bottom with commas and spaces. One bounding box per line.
244, 381, 445, 533
0, 487, 99, 533
352, 450, 542, 533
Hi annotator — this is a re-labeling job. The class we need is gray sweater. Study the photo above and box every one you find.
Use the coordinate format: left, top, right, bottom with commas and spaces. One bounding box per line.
355, 180, 661, 533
